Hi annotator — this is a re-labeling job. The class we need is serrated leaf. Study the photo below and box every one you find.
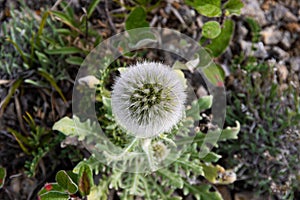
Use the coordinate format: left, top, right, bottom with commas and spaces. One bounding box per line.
158, 169, 184, 189
219, 121, 240, 141
53, 116, 99, 141
175, 157, 204, 176
184, 184, 222, 200
87, 181, 109, 200
125, 7, 149, 30
206, 19, 234, 57
39, 191, 69, 200
202, 21, 221, 39
223, 0, 244, 15
0, 167, 6, 189
55, 170, 78, 194
78, 164, 94, 196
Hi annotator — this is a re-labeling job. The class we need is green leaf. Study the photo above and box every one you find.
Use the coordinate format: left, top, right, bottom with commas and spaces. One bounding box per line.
39, 191, 69, 200
202, 21, 221, 39
5, 38, 28, 64
184, 183, 222, 200
219, 121, 240, 141
201, 164, 219, 183
87, 181, 109, 200
38, 69, 67, 102
55, 170, 78, 194
187, 0, 221, 17
45, 47, 82, 55
223, 0, 244, 15
202, 63, 225, 86
0, 78, 23, 116
38, 183, 65, 196
125, 7, 149, 30
36, 11, 50, 46
196, 4, 221, 17
0, 167, 6, 189
158, 169, 184, 189
186, 100, 201, 120
51, 11, 77, 28
65, 56, 84, 66
87, 0, 101, 18
175, 156, 204, 176
53, 116, 99, 141
198, 95, 213, 112
206, 19, 234, 57
202, 152, 221, 163
8, 128, 31, 154
78, 164, 94, 196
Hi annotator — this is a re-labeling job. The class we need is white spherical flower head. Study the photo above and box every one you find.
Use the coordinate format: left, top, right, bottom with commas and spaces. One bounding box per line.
111, 61, 186, 138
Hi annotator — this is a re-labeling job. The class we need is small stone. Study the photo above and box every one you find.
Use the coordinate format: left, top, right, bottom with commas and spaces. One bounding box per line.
240, 41, 268, 58
261, 26, 283, 45
197, 86, 208, 98
281, 31, 292, 49
277, 65, 289, 81
237, 22, 248, 40
273, 5, 298, 22
242, 0, 267, 26
290, 57, 300, 72
285, 22, 300, 33
270, 46, 289, 59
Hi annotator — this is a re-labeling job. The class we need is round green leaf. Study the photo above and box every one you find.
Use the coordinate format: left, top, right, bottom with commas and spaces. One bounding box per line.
55, 170, 78, 194
202, 21, 221, 39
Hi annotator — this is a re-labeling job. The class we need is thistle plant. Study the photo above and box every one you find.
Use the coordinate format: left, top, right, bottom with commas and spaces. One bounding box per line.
111, 61, 186, 138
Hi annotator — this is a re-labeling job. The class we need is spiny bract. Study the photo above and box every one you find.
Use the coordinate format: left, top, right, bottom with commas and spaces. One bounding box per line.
111, 61, 186, 138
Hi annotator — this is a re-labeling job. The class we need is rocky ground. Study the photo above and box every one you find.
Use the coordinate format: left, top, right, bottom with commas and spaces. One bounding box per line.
0, 0, 299, 199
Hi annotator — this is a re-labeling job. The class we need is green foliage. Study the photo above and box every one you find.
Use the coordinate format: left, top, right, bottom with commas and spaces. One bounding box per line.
0, 167, 6, 189
56, 170, 78, 194
206, 19, 235, 57
245, 17, 261, 43
125, 7, 149, 30
203, 63, 226, 86
221, 57, 300, 198
223, 0, 244, 15
6, 112, 65, 177
202, 21, 221, 39
186, 0, 222, 17
38, 165, 94, 199
54, 89, 241, 199
183, 184, 222, 200
87, 0, 101, 19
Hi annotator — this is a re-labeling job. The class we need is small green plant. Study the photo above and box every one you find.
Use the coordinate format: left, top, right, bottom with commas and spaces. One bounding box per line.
220, 57, 300, 199
53, 60, 240, 199
186, 0, 243, 57
38, 164, 93, 199
8, 113, 65, 177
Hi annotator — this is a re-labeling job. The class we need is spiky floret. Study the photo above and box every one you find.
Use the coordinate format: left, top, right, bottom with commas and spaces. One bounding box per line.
111, 61, 186, 138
